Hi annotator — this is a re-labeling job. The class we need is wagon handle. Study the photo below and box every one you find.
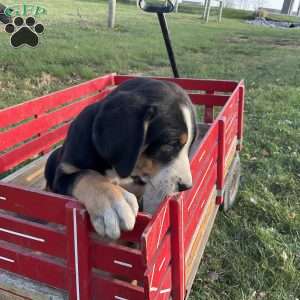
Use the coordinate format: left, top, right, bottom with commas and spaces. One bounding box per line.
138, 0, 179, 78
138, 0, 175, 14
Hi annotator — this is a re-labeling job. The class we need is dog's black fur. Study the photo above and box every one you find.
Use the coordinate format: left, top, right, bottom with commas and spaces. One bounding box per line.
45, 78, 196, 199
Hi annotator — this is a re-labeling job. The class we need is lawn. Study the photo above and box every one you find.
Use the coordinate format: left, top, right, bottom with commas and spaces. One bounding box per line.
0, 1, 299, 299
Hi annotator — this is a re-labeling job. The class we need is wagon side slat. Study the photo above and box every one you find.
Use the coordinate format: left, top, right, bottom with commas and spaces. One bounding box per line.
0, 183, 70, 224
0, 240, 66, 290
0, 90, 110, 153
144, 233, 171, 300
0, 74, 115, 128
0, 123, 69, 173
184, 158, 218, 231
188, 94, 229, 106
237, 84, 245, 150
92, 272, 145, 300
152, 266, 172, 300
114, 75, 239, 93
184, 163, 218, 251
0, 211, 66, 258
91, 238, 145, 281
184, 142, 218, 221
142, 200, 170, 265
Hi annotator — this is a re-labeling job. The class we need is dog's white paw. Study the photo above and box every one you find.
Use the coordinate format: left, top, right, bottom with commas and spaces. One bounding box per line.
90, 189, 138, 239
73, 171, 139, 240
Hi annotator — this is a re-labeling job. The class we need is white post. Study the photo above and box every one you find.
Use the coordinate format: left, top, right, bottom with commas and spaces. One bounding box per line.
203, 0, 208, 19
108, 0, 116, 28
218, 1, 223, 23
204, 0, 211, 22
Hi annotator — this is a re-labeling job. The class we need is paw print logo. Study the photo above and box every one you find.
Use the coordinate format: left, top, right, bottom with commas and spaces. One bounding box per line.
5, 16, 44, 48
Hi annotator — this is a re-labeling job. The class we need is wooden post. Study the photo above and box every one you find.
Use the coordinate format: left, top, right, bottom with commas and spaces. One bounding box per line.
204, 0, 211, 23
170, 197, 185, 300
108, 0, 116, 28
218, 1, 223, 23
216, 118, 225, 205
175, 0, 179, 13
202, 0, 208, 19
66, 202, 91, 300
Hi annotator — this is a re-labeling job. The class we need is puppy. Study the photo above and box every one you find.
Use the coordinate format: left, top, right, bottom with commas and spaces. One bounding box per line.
45, 78, 197, 239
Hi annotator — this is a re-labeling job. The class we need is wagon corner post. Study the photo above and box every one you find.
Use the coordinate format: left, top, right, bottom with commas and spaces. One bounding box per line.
65, 201, 91, 300
216, 117, 225, 205
170, 196, 186, 300
237, 82, 245, 151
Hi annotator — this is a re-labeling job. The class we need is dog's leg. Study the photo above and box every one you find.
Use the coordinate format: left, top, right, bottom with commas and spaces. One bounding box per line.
70, 170, 139, 240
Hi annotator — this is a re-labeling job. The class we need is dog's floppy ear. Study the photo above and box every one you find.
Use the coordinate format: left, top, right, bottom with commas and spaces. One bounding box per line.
92, 92, 156, 178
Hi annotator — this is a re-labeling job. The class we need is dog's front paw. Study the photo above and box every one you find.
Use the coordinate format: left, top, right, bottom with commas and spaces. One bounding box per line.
90, 188, 138, 239
73, 171, 138, 239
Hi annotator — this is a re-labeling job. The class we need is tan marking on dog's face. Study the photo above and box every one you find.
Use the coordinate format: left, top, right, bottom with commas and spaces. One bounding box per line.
180, 133, 188, 145
134, 154, 161, 177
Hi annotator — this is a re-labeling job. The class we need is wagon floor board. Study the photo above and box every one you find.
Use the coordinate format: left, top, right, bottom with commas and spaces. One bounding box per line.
1, 153, 51, 190
0, 270, 67, 300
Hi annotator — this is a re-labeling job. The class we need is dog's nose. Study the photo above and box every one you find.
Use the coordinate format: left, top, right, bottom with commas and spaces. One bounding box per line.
177, 182, 192, 192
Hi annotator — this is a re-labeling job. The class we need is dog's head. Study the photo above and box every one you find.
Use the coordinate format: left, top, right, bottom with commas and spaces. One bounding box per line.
92, 78, 197, 211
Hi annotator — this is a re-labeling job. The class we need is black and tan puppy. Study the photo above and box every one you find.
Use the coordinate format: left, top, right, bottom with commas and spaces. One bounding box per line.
45, 78, 197, 239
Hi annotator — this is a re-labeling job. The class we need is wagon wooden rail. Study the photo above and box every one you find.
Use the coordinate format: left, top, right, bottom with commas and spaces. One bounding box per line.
0, 74, 244, 300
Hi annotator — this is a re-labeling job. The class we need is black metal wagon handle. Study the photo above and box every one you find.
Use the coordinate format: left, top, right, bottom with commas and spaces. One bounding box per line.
138, 0, 179, 78
138, 0, 175, 14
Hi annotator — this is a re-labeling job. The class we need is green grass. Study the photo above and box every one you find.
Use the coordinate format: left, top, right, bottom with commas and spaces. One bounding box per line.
0, 1, 299, 299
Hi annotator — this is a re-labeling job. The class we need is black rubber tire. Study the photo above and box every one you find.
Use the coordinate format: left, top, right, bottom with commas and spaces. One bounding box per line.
222, 154, 241, 212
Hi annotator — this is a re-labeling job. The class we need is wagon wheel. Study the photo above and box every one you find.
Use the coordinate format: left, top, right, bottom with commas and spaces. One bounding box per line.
222, 154, 241, 212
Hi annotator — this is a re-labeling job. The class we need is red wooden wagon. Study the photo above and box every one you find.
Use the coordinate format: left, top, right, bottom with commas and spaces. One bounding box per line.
0, 74, 244, 300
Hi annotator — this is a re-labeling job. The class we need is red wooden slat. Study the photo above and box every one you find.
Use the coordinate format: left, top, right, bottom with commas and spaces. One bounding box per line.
190, 121, 219, 169
153, 267, 172, 300
0, 90, 110, 152
92, 272, 145, 300
114, 75, 238, 93
0, 74, 115, 128
121, 213, 152, 243
0, 240, 66, 290
217, 87, 239, 122
170, 197, 185, 300
184, 163, 217, 232
0, 183, 71, 224
184, 166, 218, 251
237, 83, 245, 150
225, 119, 238, 154
0, 123, 69, 173
66, 202, 91, 300
91, 238, 145, 281
188, 93, 229, 106
142, 200, 170, 264
144, 234, 171, 300
217, 118, 225, 204
183, 145, 218, 224
86, 213, 151, 243
0, 212, 66, 258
